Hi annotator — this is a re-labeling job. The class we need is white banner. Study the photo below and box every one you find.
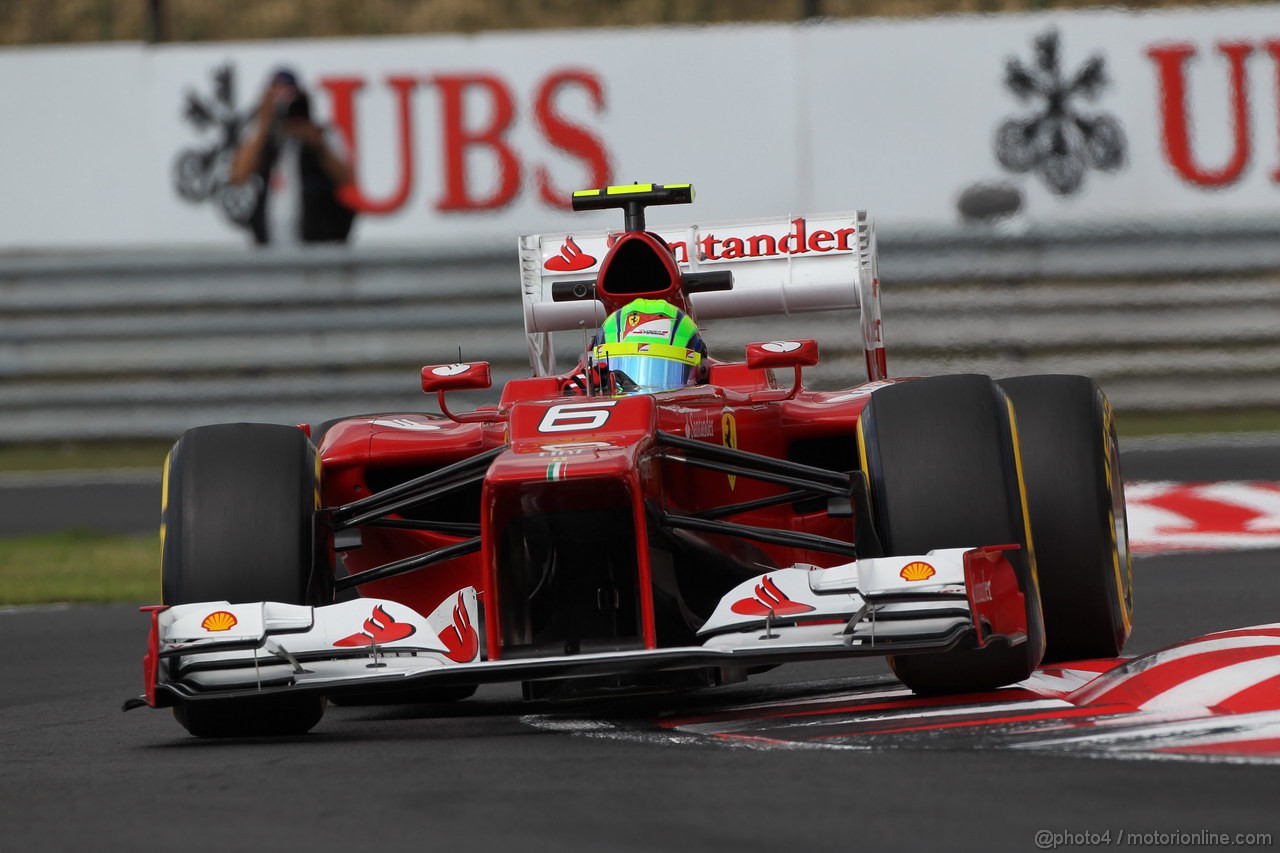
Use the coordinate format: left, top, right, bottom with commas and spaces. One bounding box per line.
1, 6, 1278, 250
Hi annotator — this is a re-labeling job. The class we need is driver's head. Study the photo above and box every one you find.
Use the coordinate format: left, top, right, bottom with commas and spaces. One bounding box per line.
591, 299, 707, 395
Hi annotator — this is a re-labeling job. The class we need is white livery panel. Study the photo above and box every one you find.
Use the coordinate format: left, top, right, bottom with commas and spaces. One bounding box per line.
518, 211, 882, 378
142, 547, 1027, 706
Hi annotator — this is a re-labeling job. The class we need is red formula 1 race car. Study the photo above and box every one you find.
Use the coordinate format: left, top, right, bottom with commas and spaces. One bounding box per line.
130, 184, 1133, 737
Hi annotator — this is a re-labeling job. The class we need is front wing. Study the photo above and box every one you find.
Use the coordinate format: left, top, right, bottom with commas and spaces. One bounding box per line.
135, 546, 1026, 708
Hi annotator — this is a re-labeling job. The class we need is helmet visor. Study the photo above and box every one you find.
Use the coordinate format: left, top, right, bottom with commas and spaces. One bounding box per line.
593, 342, 702, 395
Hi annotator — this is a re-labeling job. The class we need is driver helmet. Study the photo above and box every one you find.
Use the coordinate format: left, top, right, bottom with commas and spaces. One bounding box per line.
591, 299, 707, 395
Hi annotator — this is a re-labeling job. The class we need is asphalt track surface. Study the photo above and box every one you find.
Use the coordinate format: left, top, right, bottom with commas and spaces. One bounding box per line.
2, 444, 1279, 852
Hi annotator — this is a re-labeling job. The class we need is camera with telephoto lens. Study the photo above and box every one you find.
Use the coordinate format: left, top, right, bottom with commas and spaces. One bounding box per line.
274, 90, 311, 122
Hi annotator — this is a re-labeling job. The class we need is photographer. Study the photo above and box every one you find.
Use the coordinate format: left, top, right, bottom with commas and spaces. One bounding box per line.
229, 68, 356, 245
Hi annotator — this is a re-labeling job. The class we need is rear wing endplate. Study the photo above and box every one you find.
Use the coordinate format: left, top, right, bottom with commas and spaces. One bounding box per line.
517, 211, 884, 380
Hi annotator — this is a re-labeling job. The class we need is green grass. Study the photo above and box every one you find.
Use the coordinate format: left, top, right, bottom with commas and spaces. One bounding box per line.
0, 531, 159, 606
0, 441, 172, 473
1116, 409, 1280, 438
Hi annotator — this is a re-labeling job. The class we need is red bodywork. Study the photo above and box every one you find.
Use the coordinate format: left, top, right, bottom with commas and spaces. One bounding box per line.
315, 227, 891, 664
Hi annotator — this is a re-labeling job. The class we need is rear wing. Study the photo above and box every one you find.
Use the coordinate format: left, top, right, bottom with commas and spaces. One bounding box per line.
517, 211, 885, 381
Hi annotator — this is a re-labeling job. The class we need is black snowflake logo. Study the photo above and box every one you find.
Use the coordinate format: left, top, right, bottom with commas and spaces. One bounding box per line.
995, 29, 1126, 196
172, 64, 259, 227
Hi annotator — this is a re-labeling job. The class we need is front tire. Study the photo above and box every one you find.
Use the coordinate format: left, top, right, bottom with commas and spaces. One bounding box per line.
162, 423, 331, 737
859, 375, 1046, 695
998, 375, 1132, 661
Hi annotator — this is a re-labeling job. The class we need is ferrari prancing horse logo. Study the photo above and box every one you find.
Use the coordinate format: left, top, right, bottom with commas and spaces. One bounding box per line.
721, 411, 738, 490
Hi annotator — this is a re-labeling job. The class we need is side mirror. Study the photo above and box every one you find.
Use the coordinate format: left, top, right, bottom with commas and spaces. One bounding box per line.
745, 340, 819, 370
744, 340, 818, 402
421, 362, 492, 393
421, 363, 501, 423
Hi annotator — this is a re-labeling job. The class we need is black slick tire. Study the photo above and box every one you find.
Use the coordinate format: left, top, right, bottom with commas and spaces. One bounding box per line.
162, 423, 331, 737
998, 375, 1133, 662
859, 375, 1046, 695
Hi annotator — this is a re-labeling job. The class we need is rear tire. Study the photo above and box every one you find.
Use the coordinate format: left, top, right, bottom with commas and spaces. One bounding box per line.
162, 423, 331, 737
998, 375, 1133, 661
859, 375, 1046, 695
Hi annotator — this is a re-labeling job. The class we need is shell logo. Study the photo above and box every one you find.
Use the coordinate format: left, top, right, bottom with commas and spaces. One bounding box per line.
899, 561, 936, 582
200, 610, 239, 632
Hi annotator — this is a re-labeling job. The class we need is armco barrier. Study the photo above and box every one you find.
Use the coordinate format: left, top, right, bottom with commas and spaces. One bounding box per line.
3, 226, 1280, 442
